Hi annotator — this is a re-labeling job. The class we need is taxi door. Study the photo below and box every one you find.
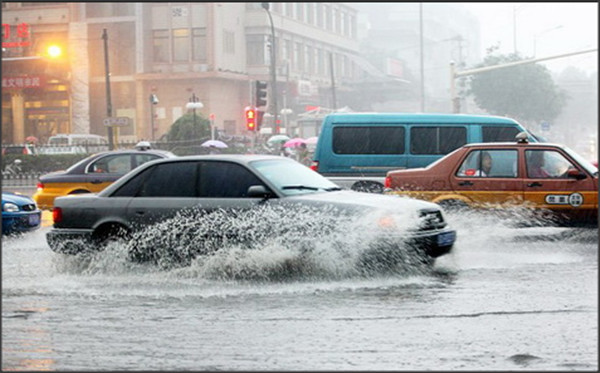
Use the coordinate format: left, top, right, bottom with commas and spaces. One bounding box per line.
523, 149, 598, 221
450, 148, 523, 207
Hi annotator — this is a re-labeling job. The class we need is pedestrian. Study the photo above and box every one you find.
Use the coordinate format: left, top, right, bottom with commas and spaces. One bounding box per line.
297, 143, 311, 166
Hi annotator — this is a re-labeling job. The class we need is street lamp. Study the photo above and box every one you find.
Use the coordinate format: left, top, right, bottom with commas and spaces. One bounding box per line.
533, 25, 563, 57
149, 93, 158, 141
261, 2, 278, 133
186, 93, 203, 140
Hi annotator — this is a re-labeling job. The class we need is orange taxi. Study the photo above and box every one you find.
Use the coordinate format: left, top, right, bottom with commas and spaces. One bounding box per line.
384, 133, 598, 226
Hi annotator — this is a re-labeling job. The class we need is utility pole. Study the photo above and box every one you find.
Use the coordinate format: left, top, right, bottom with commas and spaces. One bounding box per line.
262, 3, 278, 133
102, 29, 114, 150
329, 52, 337, 110
419, 3, 425, 112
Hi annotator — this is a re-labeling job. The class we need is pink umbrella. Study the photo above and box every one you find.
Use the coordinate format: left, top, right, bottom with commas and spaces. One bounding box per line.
283, 137, 306, 148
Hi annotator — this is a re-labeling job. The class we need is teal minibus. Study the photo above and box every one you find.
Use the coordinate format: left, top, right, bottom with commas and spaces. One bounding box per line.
310, 113, 543, 193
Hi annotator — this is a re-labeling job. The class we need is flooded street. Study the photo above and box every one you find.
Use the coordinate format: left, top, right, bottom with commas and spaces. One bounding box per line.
2, 210, 597, 371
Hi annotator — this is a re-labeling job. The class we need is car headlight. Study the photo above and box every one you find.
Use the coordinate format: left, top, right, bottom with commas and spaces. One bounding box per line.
3, 203, 19, 212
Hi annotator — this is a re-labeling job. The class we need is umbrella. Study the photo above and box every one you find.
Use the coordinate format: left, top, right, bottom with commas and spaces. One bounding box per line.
200, 139, 228, 148
305, 136, 318, 145
25, 136, 38, 144
267, 134, 290, 144
283, 137, 307, 148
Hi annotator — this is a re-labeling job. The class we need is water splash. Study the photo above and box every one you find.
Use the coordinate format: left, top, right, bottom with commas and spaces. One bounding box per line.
53, 204, 435, 280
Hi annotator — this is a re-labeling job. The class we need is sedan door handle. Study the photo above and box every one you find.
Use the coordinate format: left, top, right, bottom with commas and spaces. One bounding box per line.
91, 179, 103, 184
458, 181, 473, 186
527, 182, 543, 187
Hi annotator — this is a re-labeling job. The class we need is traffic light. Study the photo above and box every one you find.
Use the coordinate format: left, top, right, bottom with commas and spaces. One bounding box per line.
255, 80, 268, 108
245, 106, 257, 131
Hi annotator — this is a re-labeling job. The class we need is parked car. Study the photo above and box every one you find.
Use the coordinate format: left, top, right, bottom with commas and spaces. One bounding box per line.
2, 192, 42, 235
2, 144, 36, 155
384, 133, 598, 226
33, 142, 176, 210
310, 112, 544, 193
46, 155, 456, 268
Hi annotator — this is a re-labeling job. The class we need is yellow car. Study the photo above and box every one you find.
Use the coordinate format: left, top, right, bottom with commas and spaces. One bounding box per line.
33, 145, 175, 210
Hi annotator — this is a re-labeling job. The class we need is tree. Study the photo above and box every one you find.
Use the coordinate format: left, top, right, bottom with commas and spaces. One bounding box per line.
165, 112, 211, 142
467, 53, 568, 123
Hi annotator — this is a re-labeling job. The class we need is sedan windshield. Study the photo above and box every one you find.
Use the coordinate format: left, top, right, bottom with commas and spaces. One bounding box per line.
251, 159, 341, 196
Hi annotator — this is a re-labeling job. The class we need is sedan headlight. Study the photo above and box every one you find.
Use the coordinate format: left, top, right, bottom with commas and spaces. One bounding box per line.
3, 203, 19, 212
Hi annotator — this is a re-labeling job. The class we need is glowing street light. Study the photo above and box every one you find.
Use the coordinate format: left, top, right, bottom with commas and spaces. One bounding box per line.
46, 44, 63, 59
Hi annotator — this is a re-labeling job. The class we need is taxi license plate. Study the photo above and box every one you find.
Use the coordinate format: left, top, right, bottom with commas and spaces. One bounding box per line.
437, 231, 456, 246
28, 214, 40, 226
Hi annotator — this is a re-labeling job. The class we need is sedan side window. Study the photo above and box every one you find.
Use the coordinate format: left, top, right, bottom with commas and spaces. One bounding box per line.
134, 154, 162, 168
199, 161, 265, 198
138, 162, 198, 197
526, 150, 576, 178
89, 154, 132, 174
456, 150, 517, 178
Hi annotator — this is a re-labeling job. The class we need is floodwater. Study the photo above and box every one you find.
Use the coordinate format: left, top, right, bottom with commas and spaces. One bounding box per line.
2, 207, 598, 371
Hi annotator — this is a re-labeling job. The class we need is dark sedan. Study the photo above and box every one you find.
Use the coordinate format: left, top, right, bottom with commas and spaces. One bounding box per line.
33, 142, 175, 209
47, 155, 456, 268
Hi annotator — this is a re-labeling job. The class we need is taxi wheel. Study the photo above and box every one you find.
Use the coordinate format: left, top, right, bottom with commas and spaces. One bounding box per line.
69, 189, 91, 194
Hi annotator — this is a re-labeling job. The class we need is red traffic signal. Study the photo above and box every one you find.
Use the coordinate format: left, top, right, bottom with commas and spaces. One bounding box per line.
245, 107, 257, 131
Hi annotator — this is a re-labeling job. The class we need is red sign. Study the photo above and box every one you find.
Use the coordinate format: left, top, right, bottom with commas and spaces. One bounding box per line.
2, 76, 46, 89
2, 23, 31, 48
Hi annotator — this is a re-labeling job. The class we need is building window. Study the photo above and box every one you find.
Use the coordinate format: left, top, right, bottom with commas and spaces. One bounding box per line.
153, 30, 169, 63
305, 46, 313, 74
333, 8, 339, 33
306, 4, 314, 25
223, 30, 235, 54
246, 3, 263, 10
294, 42, 303, 71
316, 4, 323, 28
86, 3, 134, 17
316, 48, 323, 75
192, 28, 207, 62
285, 3, 293, 18
246, 34, 265, 66
295, 3, 304, 22
324, 5, 332, 31
173, 29, 189, 62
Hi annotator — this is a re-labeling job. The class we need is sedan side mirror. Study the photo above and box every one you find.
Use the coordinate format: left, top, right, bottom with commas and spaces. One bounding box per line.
247, 185, 273, 199
567, 169, 587, 180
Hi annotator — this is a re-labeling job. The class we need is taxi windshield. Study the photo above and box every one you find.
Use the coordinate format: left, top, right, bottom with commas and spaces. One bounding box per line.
251, 158, 341, 196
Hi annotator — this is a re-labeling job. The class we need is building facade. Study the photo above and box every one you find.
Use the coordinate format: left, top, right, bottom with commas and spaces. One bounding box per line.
2, 2, 363, 144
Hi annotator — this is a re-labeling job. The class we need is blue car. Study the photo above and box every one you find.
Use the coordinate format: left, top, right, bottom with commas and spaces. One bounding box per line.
2, 192, 42, 235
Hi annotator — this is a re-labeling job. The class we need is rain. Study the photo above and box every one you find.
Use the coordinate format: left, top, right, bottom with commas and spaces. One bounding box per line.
2, 2, 597, 371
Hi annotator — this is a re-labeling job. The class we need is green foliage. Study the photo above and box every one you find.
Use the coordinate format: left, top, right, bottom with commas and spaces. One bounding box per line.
467, 53, 568, 123
165, 112, 211, 142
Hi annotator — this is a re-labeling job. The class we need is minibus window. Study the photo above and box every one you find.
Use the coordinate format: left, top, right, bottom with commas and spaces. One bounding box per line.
482, 126, 520, 142
333, 126, 405, 155
411, 126, 466, 155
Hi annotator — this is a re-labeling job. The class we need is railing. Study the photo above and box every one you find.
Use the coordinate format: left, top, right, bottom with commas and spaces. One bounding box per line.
2, 172, 44, 187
